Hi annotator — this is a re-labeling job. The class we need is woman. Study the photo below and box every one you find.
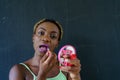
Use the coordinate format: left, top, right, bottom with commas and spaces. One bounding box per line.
9, 19, 81, 80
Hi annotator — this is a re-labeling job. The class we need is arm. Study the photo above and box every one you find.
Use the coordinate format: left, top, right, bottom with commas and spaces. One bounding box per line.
68, 58, 81, 80
67, 72, 81, 80
9, 65, 25, 80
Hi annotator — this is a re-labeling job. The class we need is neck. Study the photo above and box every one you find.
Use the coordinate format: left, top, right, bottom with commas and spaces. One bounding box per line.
31, 53, 43, 67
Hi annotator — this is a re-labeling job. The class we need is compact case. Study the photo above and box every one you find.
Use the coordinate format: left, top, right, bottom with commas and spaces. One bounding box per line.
58, 45, 76, 66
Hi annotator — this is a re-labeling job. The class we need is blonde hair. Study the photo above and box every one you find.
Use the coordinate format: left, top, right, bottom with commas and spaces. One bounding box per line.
33, 18, 63, 41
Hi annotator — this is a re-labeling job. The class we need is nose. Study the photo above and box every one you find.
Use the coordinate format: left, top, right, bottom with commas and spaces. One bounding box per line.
42, 35, 50, 42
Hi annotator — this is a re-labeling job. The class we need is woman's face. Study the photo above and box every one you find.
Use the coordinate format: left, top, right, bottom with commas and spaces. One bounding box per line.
33, 22, 60, 55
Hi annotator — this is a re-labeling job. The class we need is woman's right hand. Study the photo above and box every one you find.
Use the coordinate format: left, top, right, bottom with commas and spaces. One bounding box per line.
37, 50, 57, 79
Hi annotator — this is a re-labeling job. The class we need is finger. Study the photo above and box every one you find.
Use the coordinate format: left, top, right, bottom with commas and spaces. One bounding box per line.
62, 54, 71, 58
72, 59, 80, 66
60, 66, 76, 72
60, 66, 81, 73
44, 50, 55, 64
46, 53, 57, 69
40, 52, 49, 62
64, 58, 80, 66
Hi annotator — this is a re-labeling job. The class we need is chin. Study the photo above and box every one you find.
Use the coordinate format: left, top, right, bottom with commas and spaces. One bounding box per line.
37, 52, 46, 57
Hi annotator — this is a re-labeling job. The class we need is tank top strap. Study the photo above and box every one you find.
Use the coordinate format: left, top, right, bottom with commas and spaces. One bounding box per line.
20, 63, 37, 80
20, 63, 66, 80
47, 69, 67, 80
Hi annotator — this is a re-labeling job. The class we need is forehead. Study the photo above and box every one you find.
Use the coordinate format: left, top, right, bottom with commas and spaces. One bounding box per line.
36, 22, 59, 33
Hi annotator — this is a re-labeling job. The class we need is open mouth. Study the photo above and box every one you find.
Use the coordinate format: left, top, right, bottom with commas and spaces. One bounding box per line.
39, 45, 48, 53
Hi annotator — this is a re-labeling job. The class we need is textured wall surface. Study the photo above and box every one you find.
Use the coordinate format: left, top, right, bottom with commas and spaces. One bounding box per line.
0, 0, 120, 80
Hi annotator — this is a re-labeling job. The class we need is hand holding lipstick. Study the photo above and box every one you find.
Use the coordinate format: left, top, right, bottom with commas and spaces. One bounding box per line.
37, 46, 57, 78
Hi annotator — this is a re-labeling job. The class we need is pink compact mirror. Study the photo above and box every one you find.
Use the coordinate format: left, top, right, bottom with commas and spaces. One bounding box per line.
58, 45, 76, 66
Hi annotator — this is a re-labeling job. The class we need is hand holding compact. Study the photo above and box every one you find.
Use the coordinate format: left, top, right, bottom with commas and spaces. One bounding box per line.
58, 45, 77, 66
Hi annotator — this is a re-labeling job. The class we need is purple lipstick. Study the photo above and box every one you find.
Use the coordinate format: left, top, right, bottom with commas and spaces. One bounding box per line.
39, 45, 48, 53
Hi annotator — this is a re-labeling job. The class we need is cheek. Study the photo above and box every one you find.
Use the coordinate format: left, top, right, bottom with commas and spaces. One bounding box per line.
51, 41, 59, 49
33, 37, 40, 49
33, 36, 40, 43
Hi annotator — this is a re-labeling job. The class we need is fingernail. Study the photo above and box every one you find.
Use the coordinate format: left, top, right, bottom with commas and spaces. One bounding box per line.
46, 52, 49, 56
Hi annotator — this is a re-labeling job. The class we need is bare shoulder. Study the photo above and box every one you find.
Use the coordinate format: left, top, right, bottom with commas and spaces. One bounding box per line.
9, 64, 25, 80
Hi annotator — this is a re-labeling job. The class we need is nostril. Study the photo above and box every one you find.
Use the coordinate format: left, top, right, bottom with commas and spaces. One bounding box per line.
43, 37, 50, 42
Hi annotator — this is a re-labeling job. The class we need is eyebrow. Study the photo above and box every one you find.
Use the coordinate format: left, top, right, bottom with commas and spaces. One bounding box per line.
38, 27, 46, 31
38, 27, 58, 34
51, 31, 58, 34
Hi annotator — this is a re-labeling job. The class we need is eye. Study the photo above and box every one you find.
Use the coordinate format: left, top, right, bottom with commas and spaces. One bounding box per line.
50, 33, 58, 39
37, 30, 45, 36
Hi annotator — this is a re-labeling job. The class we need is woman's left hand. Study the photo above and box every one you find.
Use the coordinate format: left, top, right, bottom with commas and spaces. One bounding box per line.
60, 57, 81, 80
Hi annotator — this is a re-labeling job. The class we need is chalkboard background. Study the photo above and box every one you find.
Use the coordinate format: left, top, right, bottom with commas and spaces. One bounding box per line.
0, 0, 120, 80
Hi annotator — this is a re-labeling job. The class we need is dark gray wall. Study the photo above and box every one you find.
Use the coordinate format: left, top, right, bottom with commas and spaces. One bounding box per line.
0, 0, 120, 80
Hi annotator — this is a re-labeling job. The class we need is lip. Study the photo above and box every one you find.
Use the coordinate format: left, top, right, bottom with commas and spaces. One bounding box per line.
39, 44, 49, 53
39, 44, 49, 48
